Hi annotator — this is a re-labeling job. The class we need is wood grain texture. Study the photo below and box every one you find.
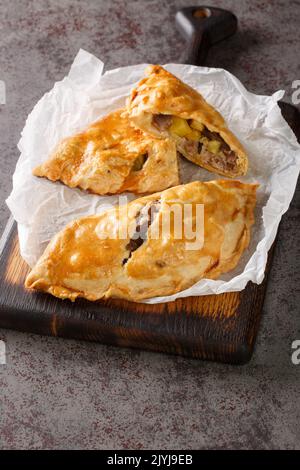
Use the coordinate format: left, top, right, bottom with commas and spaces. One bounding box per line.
0, 219, 275, 364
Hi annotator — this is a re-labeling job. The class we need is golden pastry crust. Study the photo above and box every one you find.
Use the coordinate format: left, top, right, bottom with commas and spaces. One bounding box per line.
25, 180, 257, 302
126, 65, 248, 177
33, 109, 179, 195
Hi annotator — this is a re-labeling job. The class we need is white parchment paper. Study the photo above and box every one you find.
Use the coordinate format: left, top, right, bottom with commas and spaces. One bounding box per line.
6, 49, 300, 303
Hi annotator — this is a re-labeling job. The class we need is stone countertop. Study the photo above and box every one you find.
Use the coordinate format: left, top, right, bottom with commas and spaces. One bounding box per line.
0, 0, 299, 449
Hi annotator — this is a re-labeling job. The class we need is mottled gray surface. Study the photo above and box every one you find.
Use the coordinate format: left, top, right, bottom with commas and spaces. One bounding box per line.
0, 0, 299, 450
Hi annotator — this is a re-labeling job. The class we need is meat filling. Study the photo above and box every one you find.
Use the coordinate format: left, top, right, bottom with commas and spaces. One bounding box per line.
201, 127, 230, 151
200, 148, 237, 172
152, 114, 173, 131
151, 114, 238, 172
122, 200, 161, 265
177, 137, 199, 157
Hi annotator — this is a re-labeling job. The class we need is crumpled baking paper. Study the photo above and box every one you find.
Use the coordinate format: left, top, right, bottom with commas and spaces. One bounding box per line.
6, 49, 300, 303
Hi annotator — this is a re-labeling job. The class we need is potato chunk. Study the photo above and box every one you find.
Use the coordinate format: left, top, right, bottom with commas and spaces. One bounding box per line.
190, 120, 204, 132
207, 140, 221, 154
186, 129, 201, 141
169, 117, 191, 137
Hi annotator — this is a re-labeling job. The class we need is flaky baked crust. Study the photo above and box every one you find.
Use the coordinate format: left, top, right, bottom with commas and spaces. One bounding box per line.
126, 65, 248, 177
25, 180, 257, 302
33, 109, 179, 195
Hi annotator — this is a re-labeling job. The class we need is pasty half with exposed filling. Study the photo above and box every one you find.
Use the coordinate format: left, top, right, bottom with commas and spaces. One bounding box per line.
33, 109, 179, 195
25, 180, 257, 302
126, 65, 248, 178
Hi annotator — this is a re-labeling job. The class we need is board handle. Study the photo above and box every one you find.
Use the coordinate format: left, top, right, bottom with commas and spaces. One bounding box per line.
176, 6, 300, 143
176, 6, 237, 66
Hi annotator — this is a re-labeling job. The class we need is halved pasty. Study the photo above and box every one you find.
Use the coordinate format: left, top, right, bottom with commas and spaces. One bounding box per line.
126, 65, 248, 178
33, 109, 179, 195
25, 180, 257, 302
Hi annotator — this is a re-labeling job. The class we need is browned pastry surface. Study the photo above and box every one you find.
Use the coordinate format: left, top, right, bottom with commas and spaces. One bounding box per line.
33, 109, 179, 195
25, 180, 257, 302
126, 65, 248, 177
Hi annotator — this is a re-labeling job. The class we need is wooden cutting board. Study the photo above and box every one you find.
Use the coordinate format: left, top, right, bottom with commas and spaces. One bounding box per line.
0, 7, 299, 364
0, 217, 275, 364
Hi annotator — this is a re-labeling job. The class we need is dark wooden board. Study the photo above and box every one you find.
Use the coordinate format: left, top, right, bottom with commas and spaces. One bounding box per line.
0, 218, 275, 364
0, 6, 299, 364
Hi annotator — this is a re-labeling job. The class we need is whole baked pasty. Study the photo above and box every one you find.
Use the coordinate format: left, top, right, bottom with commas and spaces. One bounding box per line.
33, 109, 179, 195
126, 65, 248, 178
25, 180, 257, 302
